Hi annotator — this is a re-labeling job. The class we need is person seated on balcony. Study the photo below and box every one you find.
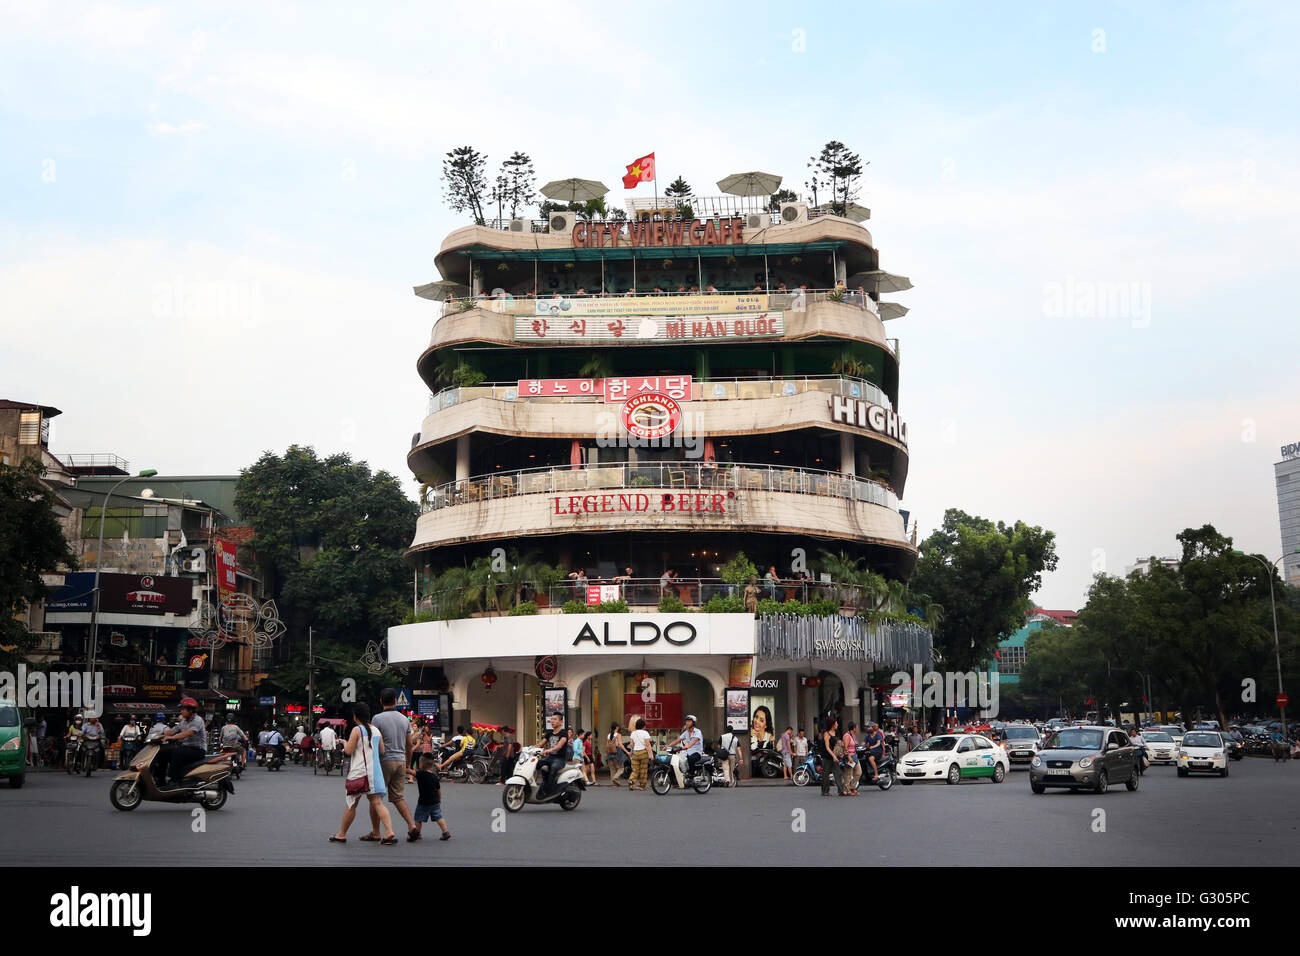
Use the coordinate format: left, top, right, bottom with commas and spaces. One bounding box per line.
688, 284, 699, 293
659, 568, 678, 598
753, 284, 763, 292
568, 568, 588, 600
676, 284, 687, 293
651, 285, 665, 295
854, 285, 868, 305
764, 566, 780, 599
776, 282, 788, 292
574, 286, 588, 296
705, 284, 719, 294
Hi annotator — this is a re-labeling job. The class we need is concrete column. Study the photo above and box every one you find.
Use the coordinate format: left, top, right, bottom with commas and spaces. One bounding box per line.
786, 671, 799, 737
835, 257, 848, 287
455, 435, 470, 482
839, 432, 855, 476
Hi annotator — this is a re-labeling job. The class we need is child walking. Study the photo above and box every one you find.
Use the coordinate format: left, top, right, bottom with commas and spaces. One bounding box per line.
407, 754, 450, 842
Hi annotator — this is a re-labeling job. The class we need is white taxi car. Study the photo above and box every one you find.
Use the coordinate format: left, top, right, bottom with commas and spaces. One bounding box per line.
1141, 730, 1178, 765
898, 733, 1009, 785
1177, 731, 1229, 777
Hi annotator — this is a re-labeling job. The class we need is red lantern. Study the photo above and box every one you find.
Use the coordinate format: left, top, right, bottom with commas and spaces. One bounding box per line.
481, 668, 498, 692
803, 676, 821, 689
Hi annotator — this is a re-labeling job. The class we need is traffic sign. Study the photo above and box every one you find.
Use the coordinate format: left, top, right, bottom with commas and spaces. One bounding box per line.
395, 688, 412, 709
1277, 694, 1289, 708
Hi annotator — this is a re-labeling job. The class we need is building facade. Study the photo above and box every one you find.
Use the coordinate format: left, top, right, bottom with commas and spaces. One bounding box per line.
388, 194, 931, 757
1276, 446, 1300, 586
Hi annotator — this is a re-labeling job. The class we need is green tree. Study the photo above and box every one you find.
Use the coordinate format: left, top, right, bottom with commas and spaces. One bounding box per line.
442, 145, 489, 225
664, 176, 693, 216
234, 447, 417, 682
768, 187, 799, 213
811, 141, 865, 215
500, 151, 536, 219
908, 509, 1058, 672
0, 460, 78, 670
1019, 621, 1093, 715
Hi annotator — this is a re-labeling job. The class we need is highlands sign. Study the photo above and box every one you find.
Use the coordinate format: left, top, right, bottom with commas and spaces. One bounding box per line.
830, 396, 908, 446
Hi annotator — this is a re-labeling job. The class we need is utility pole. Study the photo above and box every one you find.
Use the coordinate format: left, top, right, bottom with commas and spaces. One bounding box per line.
308, 626, 315, 732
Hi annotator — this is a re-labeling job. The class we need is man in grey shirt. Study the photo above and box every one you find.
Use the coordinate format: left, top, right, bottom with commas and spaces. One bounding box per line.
368, 689, 416, 840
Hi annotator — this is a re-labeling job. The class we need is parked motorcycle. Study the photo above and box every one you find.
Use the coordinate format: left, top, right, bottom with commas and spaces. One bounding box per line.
109, 733, 235, 811
650, 747, 715, 795
750, 746, 783, 779
501, 745, 584, 812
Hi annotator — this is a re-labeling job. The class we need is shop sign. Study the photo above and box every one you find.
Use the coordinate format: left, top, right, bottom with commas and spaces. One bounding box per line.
725, 688, 750, 731
572, 217, 746, 249
727, 656, 755, 687
258, 696, 276, 705
515, 312, 783, 342
829, 396, 908, 446
534, 655, 559, 681
585, 585, 621, 606
553, 492, 729, 516
622, 392, 681, 440
1283, 442, 1300, 461
142, 683, 180, 700
572, 619, 697, 648
623, 692, 683, 729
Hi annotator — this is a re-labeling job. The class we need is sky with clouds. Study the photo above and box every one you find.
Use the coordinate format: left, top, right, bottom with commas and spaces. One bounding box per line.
2, 0, 1297, 609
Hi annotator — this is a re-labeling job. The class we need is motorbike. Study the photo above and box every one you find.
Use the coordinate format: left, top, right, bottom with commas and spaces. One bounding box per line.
750, 746, 784, 779
501, 745, 584, 812
434, 739, 491, 783
65, 738, 82, 775
650, 747, 715, 795
265, 743, 285, 771
792, 750, 827, 788
856, 745, 895, 791
706, 745, 739, 787
220, 744, 245, 779
109, 733, 235, 811
78, 736, 104, 776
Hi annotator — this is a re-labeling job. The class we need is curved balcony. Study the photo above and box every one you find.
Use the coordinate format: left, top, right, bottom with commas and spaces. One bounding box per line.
408, 461, 914, 556
418, 291, 897, 384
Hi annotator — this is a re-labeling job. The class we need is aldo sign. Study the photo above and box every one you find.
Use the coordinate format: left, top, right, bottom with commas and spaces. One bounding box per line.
573, 619, 697, 647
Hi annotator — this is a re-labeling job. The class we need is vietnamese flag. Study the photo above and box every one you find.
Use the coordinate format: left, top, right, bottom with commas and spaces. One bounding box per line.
622, 152, 655, 189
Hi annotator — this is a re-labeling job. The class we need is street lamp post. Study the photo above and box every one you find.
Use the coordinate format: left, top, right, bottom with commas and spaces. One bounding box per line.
87, 469, 158, 690
1232, 549, 1296, 738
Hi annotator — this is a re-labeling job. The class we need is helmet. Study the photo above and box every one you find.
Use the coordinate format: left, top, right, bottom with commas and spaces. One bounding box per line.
73, 714, 84, 723
179, 697, 198, 710
684, 714, 697, 724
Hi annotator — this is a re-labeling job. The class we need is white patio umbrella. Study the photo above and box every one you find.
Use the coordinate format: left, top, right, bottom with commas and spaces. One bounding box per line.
413, 279, 470, 301
717, 171, 783, 213
877, 301, 909, 320
848, 270, 913, 293
842, 202, 871, 222
540, 178, 610, 203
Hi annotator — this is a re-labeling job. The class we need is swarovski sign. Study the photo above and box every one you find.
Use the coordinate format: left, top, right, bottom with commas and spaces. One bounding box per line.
830, 396, 908, 446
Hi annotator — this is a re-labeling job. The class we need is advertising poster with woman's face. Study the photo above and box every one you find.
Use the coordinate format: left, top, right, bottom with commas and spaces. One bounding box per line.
725, 689, 749, 732
750, 699, 775, 750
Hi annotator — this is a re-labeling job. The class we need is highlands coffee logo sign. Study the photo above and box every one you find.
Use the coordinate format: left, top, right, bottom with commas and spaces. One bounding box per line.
572, 620, 697, 647
622, 392, 681, 440
830, 396, 908, 446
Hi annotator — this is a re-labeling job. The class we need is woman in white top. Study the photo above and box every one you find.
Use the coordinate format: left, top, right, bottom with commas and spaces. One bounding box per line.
329, 702, 397, 845
627, 717, 654, 791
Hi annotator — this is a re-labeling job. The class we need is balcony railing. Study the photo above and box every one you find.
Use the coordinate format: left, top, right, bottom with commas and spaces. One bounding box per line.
425, 374, 892, 418
482, 200, 857, 232
415, 575, 904, 616
419, 460, 899, 514
443, 287, 880, 317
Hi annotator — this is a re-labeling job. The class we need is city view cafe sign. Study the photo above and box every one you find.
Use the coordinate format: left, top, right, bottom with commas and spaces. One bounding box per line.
572, 217, 748, 248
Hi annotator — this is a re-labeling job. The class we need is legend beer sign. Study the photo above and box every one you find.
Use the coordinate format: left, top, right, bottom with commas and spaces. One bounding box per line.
830, 395, 908, 446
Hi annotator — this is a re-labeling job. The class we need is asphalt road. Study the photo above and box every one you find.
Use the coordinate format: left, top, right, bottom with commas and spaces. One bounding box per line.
6, 757, 1299, 867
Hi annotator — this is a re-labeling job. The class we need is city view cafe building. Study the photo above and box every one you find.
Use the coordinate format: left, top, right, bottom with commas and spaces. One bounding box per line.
386, 612, 932, 768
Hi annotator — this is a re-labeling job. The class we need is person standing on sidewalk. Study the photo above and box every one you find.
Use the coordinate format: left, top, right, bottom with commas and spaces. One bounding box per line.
369, 689, 417, 843
819, 716, 840, 797
605, 722, 628, 786
719, 724, 740, 786
628, 718, 652, 791
841, 722, 861, 795
778, 726, 794, 781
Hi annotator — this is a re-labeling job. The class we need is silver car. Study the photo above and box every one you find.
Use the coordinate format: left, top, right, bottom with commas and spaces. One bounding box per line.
1030, 726, 1140, 794
1001, 725, 1041, 766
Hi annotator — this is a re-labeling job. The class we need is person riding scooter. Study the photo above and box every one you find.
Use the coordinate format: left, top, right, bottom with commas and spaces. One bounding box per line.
219, 714, 249, 769
118, 716, 141, 767
863, 722, 886, 782
156, 698, 207, 787
670, 716, 704, 788
264, 723, 286, 766
536, 714, 570, 796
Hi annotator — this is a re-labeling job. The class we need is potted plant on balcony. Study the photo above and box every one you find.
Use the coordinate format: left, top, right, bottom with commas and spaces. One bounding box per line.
830, 354, 873, 380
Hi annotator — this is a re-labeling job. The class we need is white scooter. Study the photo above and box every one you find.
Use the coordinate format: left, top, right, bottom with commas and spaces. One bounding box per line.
502, 745, 585, 812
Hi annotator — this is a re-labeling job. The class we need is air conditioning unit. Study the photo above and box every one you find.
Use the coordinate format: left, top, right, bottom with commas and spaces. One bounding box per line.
779, 202, 808, 224
549, 211, 578, 234
745, 212, 767, 232
508, 218, 529, 233
181, 559, 199, 574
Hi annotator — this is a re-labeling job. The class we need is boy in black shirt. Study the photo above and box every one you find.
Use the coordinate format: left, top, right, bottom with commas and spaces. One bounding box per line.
407, 754, 450, 841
